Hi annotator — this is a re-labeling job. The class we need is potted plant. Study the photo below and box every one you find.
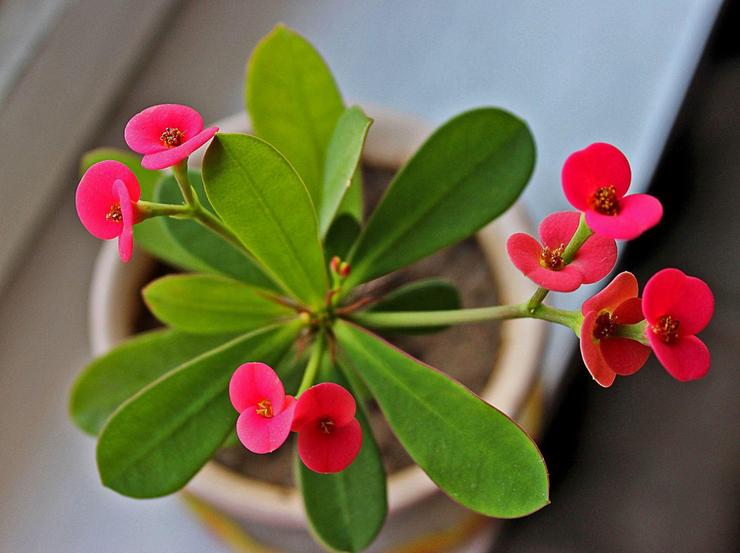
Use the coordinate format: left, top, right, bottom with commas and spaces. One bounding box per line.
69, 25, 715, 553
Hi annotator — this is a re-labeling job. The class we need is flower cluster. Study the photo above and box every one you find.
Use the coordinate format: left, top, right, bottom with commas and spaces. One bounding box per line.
507, 142, 713, 385
75, 104, 218, 262
229, 363, 362, 473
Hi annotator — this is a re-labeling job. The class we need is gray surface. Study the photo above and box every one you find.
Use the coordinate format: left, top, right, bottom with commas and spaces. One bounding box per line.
0, 1, 724, 552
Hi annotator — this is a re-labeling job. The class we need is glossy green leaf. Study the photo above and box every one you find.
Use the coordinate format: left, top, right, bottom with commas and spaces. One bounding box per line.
366, 278, 461, 334
319, 107, 372, 235
246, 24, 344, 206
346, 108, 535, 287
324, 214, 361, 261
335, 321, 549, 518
155, 173, 278, 291
80, 148, 209, 272
70, 329, 235, 435
296, 359, 386, 553
143, 274, 295, 334
203, 134, 328, 306
97, 323, 299, 498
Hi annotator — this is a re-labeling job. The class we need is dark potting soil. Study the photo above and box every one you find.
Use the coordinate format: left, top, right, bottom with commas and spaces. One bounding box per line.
134, 166, 501, 488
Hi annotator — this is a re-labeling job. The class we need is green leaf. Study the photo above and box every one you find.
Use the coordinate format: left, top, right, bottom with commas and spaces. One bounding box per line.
80, 148, 208, 272
366, 278, 461, 334
324, 214, 361, 261
246, 24, 345, 207
143, 274, 295, 334
97, 323, 299, 498
319, 107, 372, 236
70, 329, 235, 435
296, 359, 387, 553
345, 108, 535, 287
335, 321, 549, 518
155, 173, 278, 291
203, 134, 328, 306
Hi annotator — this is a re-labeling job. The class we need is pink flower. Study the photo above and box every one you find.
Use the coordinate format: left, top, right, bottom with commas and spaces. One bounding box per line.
562, 143, 663, 240
291, 383, 362, 474
75, 160, 141, 262
229, 362, 297, 454
506, 211, 616, 292
124, 104, 218, 170
580, 272, 651, 387
642, 269, 714, 381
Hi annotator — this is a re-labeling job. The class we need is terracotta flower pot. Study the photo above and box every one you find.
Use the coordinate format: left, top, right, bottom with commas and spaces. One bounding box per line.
89, 108, 547, 553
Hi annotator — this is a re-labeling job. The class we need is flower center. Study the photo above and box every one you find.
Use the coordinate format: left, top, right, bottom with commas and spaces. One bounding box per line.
590, 185, 620, 215
651, 314, 680, 344
540, 243, 566, 270
255, 399, 273, 418
105, 203, 123, 223
318, 418, 334, 434
160, 127, 185, 148
593, 311, 617, 340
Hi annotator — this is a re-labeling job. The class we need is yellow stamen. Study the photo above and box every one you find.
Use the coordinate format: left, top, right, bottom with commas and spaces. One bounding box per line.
319, 418, 334, 434
593, 312, 617, 340
591, 185, 620, 215
652, 315, 680, 344
106, 203, 123, 222
255, 399, 273, 418
160, 127, 185, 147
540, 243, 566, 270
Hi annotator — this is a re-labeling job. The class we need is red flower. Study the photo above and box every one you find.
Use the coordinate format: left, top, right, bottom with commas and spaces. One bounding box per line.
75, 160, 141, 262
507, 211, 616, 292
292, 383, 362, 474
229, 362, 297, 454
580, 272, 651, 387
562, 143, 663, 240
124, 104, 218, 170
642, 269, 714, 381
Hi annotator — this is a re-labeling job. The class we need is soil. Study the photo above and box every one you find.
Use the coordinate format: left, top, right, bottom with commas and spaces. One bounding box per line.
135, 166, 500, 488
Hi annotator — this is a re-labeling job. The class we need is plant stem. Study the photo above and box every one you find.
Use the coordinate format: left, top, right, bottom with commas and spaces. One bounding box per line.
297, 332, 326, 395
350, 303, 582, 334
136, 200, 192, 219
526, 213, 594, 312
172, 160, 197, 206
615, 320, 650, 346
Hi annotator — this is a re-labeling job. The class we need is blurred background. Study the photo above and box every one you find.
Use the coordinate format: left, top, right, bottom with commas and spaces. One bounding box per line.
0, 1, 736, 552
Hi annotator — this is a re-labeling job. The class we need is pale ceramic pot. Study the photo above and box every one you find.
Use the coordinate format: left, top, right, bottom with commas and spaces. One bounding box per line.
89, 108, 547, 553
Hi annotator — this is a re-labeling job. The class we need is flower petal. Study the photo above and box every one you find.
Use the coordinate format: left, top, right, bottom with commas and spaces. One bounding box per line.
562, 143, 631, 211
648, 334, 710, 382
580, 311, 616, 387
612, 297, 644, 325
506, 232, 583, 291
581, 272, 638, 315
538, 211, 580, 248
236, 399, 296, 454
600, 337, 650, 376
297, 418, 362, 473
585, 194, 663, 240
229, 362, 285, 413
642, 268, 714, 335
114, 180, 134, 262
75, 161, 141, 240
292, 382, 356, 432
568, 233, 617, 284
141, 127, 218, 170
124, 104, 204, 154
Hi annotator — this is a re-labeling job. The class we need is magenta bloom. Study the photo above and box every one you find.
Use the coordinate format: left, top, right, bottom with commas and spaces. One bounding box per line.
291, 383, 362, 474
76, 160, 141, 262
229, 362, 297, 454
642, 269, 714, 382
124, 104, 218, 170
562, 143, 663, 240
580, 272, 651, 387
506, 211, 616, 292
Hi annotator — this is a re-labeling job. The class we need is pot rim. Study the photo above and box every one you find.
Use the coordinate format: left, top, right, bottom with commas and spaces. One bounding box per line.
89, 106, 546, 527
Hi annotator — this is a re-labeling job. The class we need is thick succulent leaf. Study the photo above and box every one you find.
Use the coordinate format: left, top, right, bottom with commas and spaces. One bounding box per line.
143, 274, 295, 334
296, 359, 386, 553
97, 323, 299, 498
155, 173, 278, 291
366, 277, 461, 334
335, 321, 549, 518
203, 134, 328, 306
81, 148, 208, 272
319, 107, 371, 235
346, 108, 535, 287
70, 329, 235, 435
324, 214, 361, 261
